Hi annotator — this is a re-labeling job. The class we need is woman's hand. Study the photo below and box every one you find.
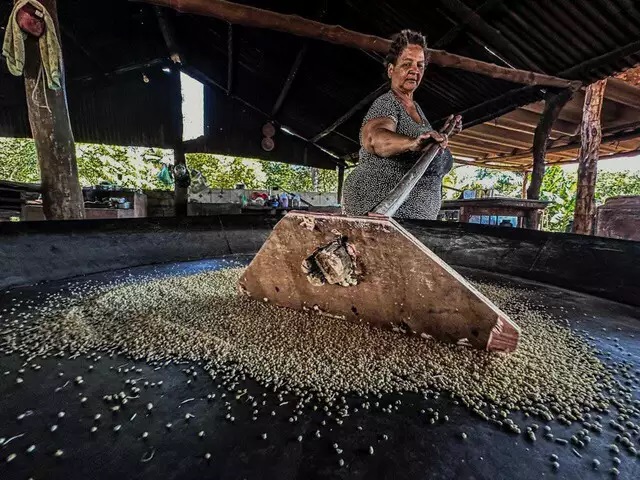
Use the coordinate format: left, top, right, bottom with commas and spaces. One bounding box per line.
409, 131, 449, 152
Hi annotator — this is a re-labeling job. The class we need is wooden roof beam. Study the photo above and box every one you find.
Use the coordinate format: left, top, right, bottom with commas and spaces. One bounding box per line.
271, 43, 308, 117
133, 0, 578, 89
227, 23, 234, 95
456, 131, 530, 150
435, 0, 542, 72
433, 0, 506, 48
310, 84, 387, 143
155, 6, 183, 64
183, 65, 345, 166
604, 78, 640, 110
60, 26, 106, 74
466, 123, 534, 144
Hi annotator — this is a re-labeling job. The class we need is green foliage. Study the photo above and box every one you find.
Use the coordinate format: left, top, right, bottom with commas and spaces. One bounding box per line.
595, 171, 640, 204
186, 154, 261, 189
259, 162, 338, 193
442, 167, 523, 199
0, 137, 171, 190
0, 137, 40, 183
0, 137, 339, 193
539, 166, 577, 232
76, 144, 171, 190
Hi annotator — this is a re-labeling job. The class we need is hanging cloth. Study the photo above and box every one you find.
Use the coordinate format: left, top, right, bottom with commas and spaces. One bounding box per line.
2, 0, 62, 90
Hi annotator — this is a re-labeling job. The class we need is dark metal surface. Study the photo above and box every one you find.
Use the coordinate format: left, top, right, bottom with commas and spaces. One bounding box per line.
0, 257, 639, 480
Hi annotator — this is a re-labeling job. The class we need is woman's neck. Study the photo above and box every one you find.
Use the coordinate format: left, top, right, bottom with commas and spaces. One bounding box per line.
391, 87, 414, 105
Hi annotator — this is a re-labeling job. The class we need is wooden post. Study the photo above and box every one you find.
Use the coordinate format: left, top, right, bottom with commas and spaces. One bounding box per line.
574, 79, 607, 235
20, 0, 84, 220
337, 165, 345, 205
169, 65, 188, 217
521, 171, 528, 199
227, 23, 234, 95
527, 89, 574, 200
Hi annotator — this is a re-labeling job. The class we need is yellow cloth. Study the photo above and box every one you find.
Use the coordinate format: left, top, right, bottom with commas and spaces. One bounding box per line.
2, 0, 62, 90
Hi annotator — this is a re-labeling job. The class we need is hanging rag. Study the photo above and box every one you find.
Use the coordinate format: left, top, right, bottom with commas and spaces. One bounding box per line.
2, 0, 62, 90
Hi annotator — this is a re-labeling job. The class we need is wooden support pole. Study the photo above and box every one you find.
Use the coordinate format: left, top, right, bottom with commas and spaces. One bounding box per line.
133, 0, 577, 89
169, 66, 188, 217
271, 43, 307, 117
521, 171, 528, 199
227, 22, 233, 95
527, 88, 574, 200
336, 165, 345, 204
155, 6, 182, 63
574, 79, 607, 235
20, 0, 84, 220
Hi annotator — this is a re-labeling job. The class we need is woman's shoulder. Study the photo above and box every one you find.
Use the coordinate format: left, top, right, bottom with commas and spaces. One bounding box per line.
363, 90, 400, 123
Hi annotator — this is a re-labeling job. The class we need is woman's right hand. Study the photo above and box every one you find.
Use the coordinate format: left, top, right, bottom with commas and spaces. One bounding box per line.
409, 131, 447, 152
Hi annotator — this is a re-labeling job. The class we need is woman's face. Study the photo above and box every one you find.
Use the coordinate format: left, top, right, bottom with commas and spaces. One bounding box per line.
388, 44, 426, 94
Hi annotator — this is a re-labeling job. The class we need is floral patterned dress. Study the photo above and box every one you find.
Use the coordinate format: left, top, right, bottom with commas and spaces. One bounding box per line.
342, 91, 453, 220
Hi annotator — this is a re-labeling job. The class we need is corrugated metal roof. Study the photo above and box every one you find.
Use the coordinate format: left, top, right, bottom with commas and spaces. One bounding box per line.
0, 0, 639, 169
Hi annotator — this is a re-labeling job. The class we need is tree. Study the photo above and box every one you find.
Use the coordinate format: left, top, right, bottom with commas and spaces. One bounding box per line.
186, 154, 261, 189
0, 137, 40, 183
259, 161, 338, 192
539, 166, 577, 232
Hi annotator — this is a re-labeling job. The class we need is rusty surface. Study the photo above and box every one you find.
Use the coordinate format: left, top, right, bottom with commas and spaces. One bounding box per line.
596, 196, 640, 242
239, 211, 520, 352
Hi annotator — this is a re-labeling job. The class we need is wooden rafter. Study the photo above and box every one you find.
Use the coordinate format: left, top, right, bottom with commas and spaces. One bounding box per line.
183, 65, 345, 165
60, 25, 106, 74
435, 0, 542, 72
227, 23, 233, 94
446, 38, 640, 129
155, 6, 182, 64
310, 83, 387, 143
271, 43, 308, 117
133, 0, 577, 88
433, 0, 505, 48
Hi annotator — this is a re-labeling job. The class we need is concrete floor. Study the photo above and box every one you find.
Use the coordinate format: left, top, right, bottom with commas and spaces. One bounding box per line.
0, 257, 638, 480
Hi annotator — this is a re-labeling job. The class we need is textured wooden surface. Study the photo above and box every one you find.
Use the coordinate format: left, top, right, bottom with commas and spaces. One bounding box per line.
239, 212, 520, 352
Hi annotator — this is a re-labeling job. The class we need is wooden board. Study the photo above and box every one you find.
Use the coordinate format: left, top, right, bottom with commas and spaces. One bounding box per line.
239, 211, 520, 352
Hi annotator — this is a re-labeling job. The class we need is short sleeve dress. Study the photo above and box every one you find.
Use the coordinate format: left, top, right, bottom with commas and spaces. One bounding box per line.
342, 91, 453, 220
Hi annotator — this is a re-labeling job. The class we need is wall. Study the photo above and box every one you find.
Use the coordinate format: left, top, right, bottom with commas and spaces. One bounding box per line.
1, 217, 638, 307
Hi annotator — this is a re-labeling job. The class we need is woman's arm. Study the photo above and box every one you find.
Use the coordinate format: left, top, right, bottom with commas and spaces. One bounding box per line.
362, 118, 446, 158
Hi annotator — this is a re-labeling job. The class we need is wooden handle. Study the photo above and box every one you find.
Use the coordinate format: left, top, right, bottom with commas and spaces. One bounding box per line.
371, 120, 459, 217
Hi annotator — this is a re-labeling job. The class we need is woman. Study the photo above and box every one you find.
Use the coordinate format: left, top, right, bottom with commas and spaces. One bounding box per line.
343, 30, 460, 220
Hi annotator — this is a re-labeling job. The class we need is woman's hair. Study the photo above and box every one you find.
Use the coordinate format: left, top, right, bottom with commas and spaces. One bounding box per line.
385, 30, 428, 67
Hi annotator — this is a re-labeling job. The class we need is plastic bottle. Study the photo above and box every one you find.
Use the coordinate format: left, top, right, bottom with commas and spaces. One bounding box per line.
279, 192, 289, 209
292, 194, 301, 209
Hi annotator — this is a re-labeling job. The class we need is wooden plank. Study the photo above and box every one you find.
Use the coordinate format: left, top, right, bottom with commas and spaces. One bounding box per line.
22, 0, 84, 220
574, 80, 607, 235
239, 211, 520, 352
134, 0, 578, 88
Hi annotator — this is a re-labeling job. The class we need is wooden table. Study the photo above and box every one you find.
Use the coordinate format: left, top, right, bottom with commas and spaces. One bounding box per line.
440, 198, 549, 229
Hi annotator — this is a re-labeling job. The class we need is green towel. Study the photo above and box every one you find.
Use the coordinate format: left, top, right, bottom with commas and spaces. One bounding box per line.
2, 0, 62, 90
